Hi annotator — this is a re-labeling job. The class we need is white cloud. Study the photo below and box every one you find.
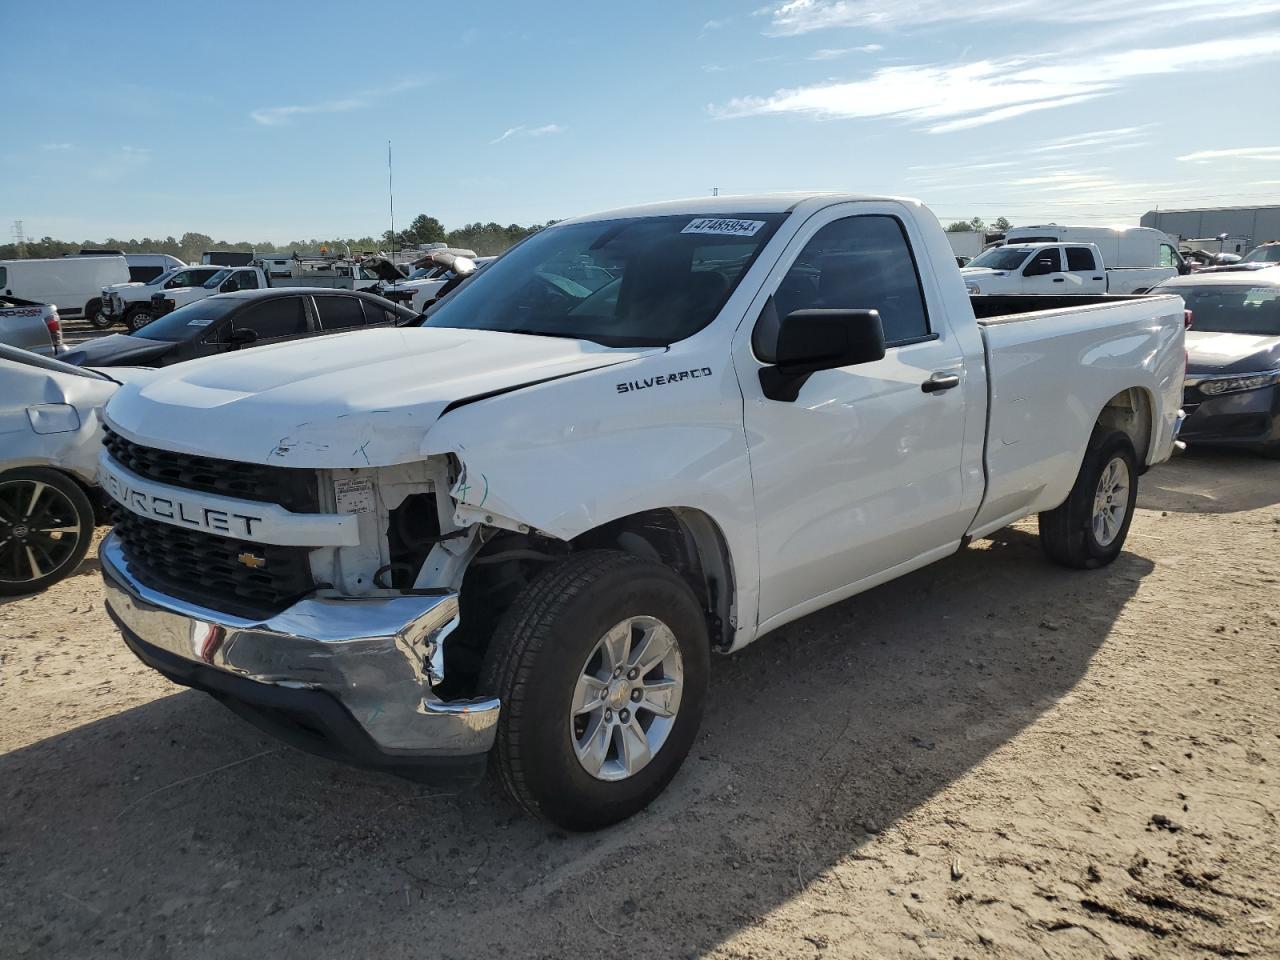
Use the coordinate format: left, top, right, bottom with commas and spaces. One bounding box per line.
251, 98, 365, 126
765, 0, 1280, 34
714, 33, 1280, 133
1177, 146, 1280, 163
808, 44, 883, 59
250, 79, 426, 126
1026, 126, 1152, 153
490, 123, 567, 144
40, 142, 72, 151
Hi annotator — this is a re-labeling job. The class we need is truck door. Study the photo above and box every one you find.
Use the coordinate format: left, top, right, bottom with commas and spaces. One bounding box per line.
1064, 246, 1105, 292
1020, 246, 1067, 294
735, 205, 977, 630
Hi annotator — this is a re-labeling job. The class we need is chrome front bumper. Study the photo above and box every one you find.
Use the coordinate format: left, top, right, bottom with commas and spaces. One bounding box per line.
100, 533, 499, 772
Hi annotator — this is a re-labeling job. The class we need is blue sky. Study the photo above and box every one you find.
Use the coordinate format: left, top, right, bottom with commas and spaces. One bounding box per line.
3, 0, 1279, 242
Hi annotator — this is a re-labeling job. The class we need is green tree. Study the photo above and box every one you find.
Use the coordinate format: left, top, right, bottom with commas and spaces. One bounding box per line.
945, 221, 974, 233
992, 217, 1011, 232
406, 214, 446, 245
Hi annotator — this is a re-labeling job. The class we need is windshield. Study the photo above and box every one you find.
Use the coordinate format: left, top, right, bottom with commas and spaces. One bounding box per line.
202, 269, 231, 289
130, 297, 240, 341
144, 269, 178, 287
424, 213, 786, 346
1243, 245, 1280, 264
966, 247, 1034, 270
1165, 284, 1280, 335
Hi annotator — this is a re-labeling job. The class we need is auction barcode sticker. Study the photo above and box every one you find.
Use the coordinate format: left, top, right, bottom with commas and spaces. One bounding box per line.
681, 218, 766, 237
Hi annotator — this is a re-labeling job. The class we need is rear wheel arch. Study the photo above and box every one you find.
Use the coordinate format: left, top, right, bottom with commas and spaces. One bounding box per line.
1096, 386, 1154, 471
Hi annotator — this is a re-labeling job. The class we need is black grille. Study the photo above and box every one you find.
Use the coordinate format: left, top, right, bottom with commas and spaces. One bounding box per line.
111, 506, 317, 620
103, 427, 319, 514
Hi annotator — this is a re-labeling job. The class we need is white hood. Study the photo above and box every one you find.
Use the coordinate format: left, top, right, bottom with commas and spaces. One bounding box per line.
104, 326, 656, 468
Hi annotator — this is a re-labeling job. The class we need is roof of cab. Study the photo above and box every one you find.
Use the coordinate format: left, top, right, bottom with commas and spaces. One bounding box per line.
557, 192, 922, 225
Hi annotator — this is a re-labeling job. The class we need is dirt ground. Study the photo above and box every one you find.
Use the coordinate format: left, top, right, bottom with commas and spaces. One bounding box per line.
2, 448, 1278, 960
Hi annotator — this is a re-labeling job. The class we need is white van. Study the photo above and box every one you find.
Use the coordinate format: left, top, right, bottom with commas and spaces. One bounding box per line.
124, 254, 186, 283
1001, 224, 1185, 293
0, 256, 130, 319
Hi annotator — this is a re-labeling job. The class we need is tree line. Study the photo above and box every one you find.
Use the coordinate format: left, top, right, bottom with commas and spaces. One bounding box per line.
0, 214, 556, 263
945, 217, 1012, 234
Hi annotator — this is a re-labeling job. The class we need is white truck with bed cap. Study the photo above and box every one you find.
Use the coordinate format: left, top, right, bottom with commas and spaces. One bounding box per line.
98, 194, 1185, 830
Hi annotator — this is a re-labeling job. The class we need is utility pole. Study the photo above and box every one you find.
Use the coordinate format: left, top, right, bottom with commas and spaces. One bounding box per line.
11, 220, 26, 258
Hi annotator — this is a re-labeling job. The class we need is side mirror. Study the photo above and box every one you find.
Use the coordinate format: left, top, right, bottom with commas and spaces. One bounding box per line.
228, 328, 258, 348
220, 280, 237, 293
760, 308, 885, 402
1023, 257, 1056, 277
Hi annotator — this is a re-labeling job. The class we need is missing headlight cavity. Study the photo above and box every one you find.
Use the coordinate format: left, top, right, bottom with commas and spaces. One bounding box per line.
386, 493, 442, 589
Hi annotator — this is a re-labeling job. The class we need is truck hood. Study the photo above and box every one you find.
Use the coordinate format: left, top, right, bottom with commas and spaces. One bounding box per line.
104, 326, 659, 468
1185, 330, 1280, 376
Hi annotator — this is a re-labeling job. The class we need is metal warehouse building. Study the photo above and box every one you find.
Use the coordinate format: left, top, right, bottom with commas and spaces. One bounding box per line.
1141, 205, 1280, 254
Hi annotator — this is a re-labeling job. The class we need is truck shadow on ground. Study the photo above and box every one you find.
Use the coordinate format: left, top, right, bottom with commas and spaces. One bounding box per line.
1138, 447, 1280, 514
0, 528, 1152, 959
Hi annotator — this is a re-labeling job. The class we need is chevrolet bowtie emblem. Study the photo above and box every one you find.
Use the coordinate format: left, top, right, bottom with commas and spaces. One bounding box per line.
237, 552, 267, 569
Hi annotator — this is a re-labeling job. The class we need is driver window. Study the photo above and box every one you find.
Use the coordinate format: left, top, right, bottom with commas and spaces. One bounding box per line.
231, 297, 307, 340
754, 214, 930, 360
1023, 248, 1062, 276
1159, 244, 1177, 268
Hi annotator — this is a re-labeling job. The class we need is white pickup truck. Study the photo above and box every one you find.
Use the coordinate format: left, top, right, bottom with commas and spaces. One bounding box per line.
98, 194, 1185, 830
99, 266, 225, 330
960, 241, 1179, 296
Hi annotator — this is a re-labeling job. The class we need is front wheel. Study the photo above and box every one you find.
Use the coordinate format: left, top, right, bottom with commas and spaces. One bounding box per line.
480, 550, 710, 831
1039, 428, 1139, 569
0, 468, 95, 596
125, 307, 153, 332
88, 304, 114, 329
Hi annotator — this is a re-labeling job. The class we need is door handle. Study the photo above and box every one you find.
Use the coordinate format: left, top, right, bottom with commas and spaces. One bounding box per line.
922, 372, 960, 393
1052, 277, 1066, 282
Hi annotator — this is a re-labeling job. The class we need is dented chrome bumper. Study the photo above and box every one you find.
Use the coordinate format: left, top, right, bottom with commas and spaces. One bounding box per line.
101, 533, 499, 777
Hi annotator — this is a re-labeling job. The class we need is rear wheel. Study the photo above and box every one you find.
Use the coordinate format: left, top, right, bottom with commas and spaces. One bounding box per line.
125, 306, 153, 332
1038, 429, 1139, 569
480, 550, 709, 830
0, 469, 95, 596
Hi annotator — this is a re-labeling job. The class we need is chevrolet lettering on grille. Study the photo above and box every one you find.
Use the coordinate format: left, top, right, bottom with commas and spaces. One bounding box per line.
97, 449, 361, 547
102, 469, 265, 538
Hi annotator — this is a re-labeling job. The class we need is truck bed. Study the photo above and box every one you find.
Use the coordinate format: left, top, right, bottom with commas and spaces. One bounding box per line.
964, 292, 1185, 539
970, 293, 1151, 323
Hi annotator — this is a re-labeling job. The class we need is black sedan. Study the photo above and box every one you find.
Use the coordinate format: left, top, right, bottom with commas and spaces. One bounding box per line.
61, 288, 419, 368
1151, 270, 1280, 456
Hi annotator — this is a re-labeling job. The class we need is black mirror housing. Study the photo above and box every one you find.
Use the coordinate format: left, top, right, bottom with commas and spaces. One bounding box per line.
761, 308, 886, 402
229, 328, 258, 347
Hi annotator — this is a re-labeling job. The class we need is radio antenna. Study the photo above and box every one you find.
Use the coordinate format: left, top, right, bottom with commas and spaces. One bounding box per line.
388, 140, 396, 261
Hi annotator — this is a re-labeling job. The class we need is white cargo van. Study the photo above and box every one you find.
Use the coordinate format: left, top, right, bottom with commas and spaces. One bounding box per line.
0, 256, 130, 319
1002, 224, 1185, 293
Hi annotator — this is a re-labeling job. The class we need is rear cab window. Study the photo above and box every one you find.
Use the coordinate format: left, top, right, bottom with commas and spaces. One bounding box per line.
1065, 247, 1097, 271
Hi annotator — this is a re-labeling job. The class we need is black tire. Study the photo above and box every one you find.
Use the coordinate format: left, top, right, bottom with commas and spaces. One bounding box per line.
0, 468, 95, 596
85, 298, 111, 329
125, 306, 153, 332
1038, 428, 1139, 569
480, 550, 710, 831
